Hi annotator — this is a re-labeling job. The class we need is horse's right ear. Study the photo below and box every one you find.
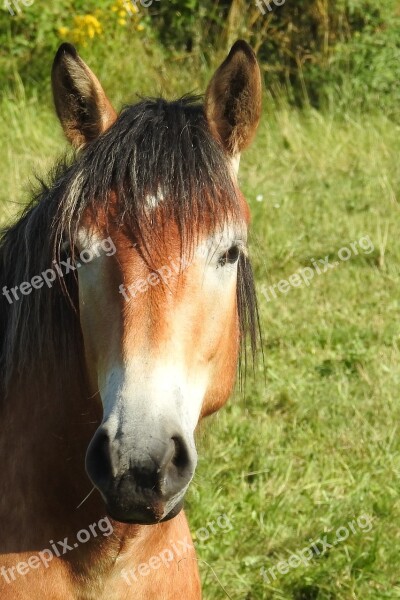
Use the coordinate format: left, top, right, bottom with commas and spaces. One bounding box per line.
205, 40, 262, 171
51, 43, 117, 148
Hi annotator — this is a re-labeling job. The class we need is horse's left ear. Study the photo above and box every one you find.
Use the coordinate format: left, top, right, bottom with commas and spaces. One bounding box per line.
205, 40, 262, 169
51, 43, 117, 148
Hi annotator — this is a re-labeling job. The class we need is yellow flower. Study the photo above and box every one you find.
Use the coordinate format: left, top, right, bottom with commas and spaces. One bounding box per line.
59, 14, 103, 46
136, 23, 144, 32
58, 26, 69, 38
118, 18, 127, 26
112, 0, 139, 16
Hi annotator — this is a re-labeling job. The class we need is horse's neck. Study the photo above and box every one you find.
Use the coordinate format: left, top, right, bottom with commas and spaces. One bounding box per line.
0, 373, 107, 547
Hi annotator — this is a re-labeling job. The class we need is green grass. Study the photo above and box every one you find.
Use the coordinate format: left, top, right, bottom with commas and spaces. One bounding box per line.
1, 48, 400, 600
190, 107, 400, 599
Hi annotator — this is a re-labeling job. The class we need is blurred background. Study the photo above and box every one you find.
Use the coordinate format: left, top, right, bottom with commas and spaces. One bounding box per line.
1, 1, 399, 598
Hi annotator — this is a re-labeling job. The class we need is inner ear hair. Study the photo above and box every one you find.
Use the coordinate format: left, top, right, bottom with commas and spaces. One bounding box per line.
205, 40, 262, 156
52, 43, 116, 148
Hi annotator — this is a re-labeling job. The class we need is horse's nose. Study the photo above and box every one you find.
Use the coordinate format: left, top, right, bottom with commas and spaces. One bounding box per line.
85, 426, 197, 523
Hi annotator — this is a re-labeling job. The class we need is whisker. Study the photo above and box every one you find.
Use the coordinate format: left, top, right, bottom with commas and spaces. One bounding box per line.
76, 486, 96, 509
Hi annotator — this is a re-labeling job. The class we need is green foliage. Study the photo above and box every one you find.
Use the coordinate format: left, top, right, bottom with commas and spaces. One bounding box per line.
310, 16, 400, 115
0, 3, 61, 87
1, 0, 399, 114
297, 3, 400, 114
147, 0, 228, 53
0, 0, 150, 90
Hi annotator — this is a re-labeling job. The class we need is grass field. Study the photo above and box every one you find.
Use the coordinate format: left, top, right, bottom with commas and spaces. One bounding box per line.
1, 47, 399, 599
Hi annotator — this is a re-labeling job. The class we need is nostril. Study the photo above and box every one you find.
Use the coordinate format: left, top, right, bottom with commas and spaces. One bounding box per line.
96, 432, 110, 466
86, 429, 112, 489
156, 434, 194, 498
171, 435, 190, 471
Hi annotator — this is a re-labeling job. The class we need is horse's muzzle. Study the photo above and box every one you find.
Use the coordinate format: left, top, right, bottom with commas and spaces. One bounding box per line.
85, 426, 197, 524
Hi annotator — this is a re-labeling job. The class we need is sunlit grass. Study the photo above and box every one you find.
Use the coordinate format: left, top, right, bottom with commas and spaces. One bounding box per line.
191, 105, 400, 599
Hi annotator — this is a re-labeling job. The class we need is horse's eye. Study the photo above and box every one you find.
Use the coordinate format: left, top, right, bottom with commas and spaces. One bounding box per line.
218, 245, 241, 267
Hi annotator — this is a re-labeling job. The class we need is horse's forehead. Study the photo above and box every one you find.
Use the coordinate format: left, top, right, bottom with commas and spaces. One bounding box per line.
145, 189, 165, 210
77, 218, 246, 264
76, 171, 250, 233
77, 195, 249, 254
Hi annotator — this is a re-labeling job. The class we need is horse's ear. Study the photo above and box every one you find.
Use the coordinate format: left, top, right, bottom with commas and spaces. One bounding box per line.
51, 43, 117, 148
205, 40, 262, 167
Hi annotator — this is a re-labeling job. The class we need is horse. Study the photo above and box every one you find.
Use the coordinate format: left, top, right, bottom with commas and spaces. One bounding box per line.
0, 40, 261, 599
